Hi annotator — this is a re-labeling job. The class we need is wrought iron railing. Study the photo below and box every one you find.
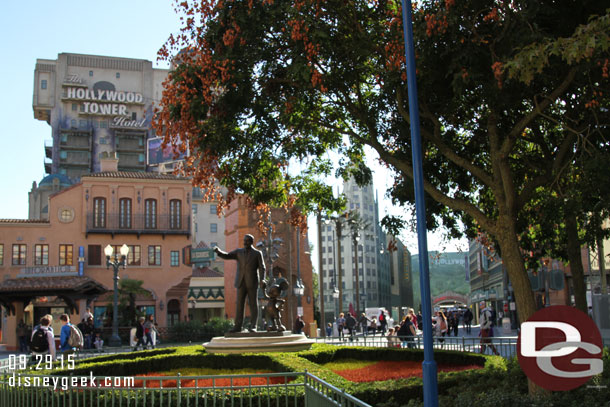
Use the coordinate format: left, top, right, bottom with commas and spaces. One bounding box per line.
0, 371, 372, 407
86, 213, 190, 235
315, 334, 520, 358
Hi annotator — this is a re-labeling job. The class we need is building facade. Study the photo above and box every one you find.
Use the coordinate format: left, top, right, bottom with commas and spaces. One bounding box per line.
33, 53, 169, 178
0, 169, 192, 349
388, 236, 413, 320
319, 178, 391, 323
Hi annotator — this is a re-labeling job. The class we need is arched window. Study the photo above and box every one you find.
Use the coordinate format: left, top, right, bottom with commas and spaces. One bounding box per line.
119, 198, 132, 229
145, 199, 157, 229
169, 199, 181, 229
93, 197, 106, 228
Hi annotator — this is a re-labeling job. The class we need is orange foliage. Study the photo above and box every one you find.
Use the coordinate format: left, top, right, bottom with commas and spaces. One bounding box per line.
491, 61, 503, 89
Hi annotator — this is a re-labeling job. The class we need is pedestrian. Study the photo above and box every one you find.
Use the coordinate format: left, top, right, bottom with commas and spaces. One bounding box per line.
463, 308, 473, 333
408, 308, 418, 331
336, 313, 346, 340
479, 302, 500, 355
93, 332, 104, 350
432, 310, 448, 348
84, 307, 94, 322
133, 317, 146, 351
378, 310, 388, 334
17, 319, 28, 352
294, 315, 305, 335
417, 311, 423, 329
448, 311, 459, 337
144, 315, 158, 348
345, 312, 357, 341
326, 323, 333, 337
358, 312, 370, 335
397, 315, 417, 348
59, 314, 79, 356
30, 315, 56, 362
82, 317, 95, 349
368, 317, 377, 335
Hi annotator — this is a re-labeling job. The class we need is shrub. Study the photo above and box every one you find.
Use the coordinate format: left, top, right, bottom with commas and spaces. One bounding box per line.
169, 317, 234, 342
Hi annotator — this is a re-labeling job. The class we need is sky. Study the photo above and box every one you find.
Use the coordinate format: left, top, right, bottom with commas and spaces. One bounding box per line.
0, 1, 466, 255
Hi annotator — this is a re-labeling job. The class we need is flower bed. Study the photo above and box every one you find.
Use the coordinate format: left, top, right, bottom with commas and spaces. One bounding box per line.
326, 359, 483, 382
127, 368, 294, 388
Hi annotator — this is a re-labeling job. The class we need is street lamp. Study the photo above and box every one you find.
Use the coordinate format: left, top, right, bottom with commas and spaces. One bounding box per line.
105, 243, 130, 347
190, 299, 197, 322
352, 232, 361, 316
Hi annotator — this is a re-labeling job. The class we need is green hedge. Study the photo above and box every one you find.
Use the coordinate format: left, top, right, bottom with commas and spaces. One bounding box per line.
20, 344, 610, 407
168, 318, 234, 342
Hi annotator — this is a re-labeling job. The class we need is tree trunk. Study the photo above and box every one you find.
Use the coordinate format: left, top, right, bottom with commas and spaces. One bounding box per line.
565, 215, 588, 312
495, 217, 548, 395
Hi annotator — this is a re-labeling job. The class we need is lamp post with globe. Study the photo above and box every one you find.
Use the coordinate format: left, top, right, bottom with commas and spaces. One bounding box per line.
104, 243, 130, 347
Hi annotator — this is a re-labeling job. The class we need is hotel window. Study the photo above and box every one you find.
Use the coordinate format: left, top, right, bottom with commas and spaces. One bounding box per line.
100, 120, 107, 128
192, 204, 198, 214
41, 79, 47, 89
59, 244, 73, 266
88, 245, 101, 266
210, 204, 217, 215
89, 71, 93, 76
116, 72, 120, 78
170, 251, 179, 267
169, 199, 181, 229
34, 244, 49, 266
72, 103, 77, 111
148, 245, 161, 266
93, 197, 106, 228
145, 199, 157, 229
119, 198, 132, 229
12, 244, 27, 266
127, 245, 141, 266
0, 244, 3, 265
210, 223, 218, 233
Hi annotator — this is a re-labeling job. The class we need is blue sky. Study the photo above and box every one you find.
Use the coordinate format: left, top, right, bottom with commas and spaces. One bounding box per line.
0, 1, 465, 254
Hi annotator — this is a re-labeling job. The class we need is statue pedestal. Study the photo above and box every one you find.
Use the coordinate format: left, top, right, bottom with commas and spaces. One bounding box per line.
203, 331, 314, 354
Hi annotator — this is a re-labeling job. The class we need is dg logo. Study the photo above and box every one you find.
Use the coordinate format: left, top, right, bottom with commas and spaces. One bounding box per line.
517, 305, 603, 391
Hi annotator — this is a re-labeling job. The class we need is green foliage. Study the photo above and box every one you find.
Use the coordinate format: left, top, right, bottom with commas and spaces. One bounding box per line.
105, 278, 149, 327
169, 318, 234, 342
30, 344, 609, 407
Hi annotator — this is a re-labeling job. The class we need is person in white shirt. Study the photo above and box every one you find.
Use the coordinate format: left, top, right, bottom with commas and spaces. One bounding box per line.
479, 302, 499, 355
30, 315, 56, 361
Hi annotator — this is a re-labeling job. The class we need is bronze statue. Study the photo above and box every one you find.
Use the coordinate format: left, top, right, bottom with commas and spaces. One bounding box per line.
214, 234, 266, 332
261, 277, 289, 331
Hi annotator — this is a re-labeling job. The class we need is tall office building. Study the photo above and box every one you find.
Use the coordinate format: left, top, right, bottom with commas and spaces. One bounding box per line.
33, 53, 169, 179
320, 178, 392, 321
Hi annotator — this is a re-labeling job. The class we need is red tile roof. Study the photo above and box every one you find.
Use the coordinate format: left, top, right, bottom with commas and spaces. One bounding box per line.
192, 267, 224, 278
0, 219, 50, 224
82, 171, 190, 181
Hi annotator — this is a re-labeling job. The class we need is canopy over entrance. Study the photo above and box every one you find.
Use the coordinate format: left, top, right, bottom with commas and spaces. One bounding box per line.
0, 276, 107, 315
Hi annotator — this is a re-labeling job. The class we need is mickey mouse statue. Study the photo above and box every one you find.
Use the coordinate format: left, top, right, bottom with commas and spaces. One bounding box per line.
261, 276, 289, 331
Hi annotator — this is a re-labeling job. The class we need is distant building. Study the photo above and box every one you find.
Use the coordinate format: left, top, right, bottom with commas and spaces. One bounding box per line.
33, 53, 169, 178
388, 235, 413, 320
319, 178, 391, 322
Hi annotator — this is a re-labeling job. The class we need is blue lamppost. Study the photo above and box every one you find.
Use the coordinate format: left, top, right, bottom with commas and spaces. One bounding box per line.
104, 243, 130, 347
401, 1, 439, 405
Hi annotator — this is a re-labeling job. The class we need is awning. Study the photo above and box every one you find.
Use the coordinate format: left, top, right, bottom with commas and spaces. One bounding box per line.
0, 276, 108, 315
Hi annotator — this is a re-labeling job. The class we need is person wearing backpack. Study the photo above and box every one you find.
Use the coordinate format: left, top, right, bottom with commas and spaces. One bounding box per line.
60, 314, 83, 354
30, 315, 56, 361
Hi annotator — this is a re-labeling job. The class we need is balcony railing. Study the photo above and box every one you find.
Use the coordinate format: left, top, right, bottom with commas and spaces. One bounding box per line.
86, 213, 191, 236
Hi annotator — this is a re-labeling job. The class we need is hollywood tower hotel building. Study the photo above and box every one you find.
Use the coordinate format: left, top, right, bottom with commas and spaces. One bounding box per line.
0, 54, 196, 349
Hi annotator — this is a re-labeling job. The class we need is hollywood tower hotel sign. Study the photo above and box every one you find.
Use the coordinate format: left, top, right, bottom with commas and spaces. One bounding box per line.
63, 74, 146, 129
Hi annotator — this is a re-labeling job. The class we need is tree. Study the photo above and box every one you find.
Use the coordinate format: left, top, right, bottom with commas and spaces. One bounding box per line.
155, 0, 609, 340
106, 279, 149, 327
